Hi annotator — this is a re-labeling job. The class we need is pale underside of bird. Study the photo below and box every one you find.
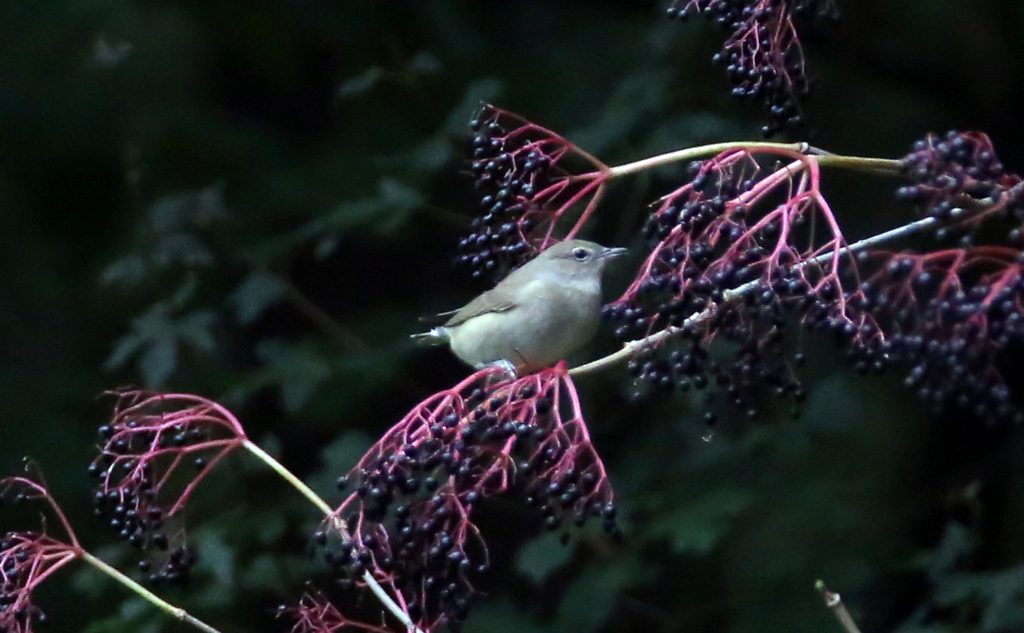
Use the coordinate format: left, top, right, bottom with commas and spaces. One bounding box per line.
412, 239, 627, 374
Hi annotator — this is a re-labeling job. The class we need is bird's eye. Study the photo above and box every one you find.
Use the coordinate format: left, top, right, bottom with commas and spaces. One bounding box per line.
572, 247, 590, 261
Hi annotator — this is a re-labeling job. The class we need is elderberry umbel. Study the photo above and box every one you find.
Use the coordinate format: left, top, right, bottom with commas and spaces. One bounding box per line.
606, 138, 1024, 425
605, 147, 840, 420
0, 532, 63, 631
88, 392, 249, 584
837, 249, 1024, 423
896, 131, 1024, 234
315, 364, 617, 631
667, 0, 839, 136
0, 477, 80, 633
458, 105, 609, 280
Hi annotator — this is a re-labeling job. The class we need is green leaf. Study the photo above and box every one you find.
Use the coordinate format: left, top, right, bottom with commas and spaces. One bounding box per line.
932, 565, 1024, 632
307, 431, 375, 499
100, 254, 148, 288
465, 599, 548, 633
148, 184, 226, 232
105, 302, 216, 386
230, 271, 288, 324
915, 522, 977, 576
252, 339, 333, 412
442, 77, 503, 134
569, 70, 670, 155
514, 532, 575, 584
105, 331, 145, 372
406, 51, 442, 76
168, 277, 199, 308
240, 553, 286, 593
285, 177, 425, 250
378, 77, 502, 176
82, 616, 160, 633
139, 336, 177, 387
374, 177, 424, 232
647, 486, 753, 556
152, 232, 213, 268
81, 598, 161, 633
191, 529, 238, 608
555, 556, 647, 633
177, 310, 216, 351
337, 66, 384, 99
386, 135, 453, 175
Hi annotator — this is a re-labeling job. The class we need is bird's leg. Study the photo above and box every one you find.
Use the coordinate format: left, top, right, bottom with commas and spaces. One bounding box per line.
477, 359, 519, 382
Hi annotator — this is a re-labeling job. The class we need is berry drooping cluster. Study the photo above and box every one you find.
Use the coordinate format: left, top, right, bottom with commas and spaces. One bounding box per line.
88, 392, 249, 584
0, 477, 80, 633
307, 363, 616, 632
667, 0, 839, 135
458, 105, 609, 279
605, 137, 1024, 425
835, 248, 1024, 422
896, 131, 1024, 234
0, 531, 65, 632
604, 147, 841, 422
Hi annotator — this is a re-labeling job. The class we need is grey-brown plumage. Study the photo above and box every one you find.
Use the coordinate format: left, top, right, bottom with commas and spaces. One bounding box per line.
412, 239, 627, 372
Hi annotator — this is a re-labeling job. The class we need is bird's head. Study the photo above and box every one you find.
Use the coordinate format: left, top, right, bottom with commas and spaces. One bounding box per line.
532, 239, 629, 282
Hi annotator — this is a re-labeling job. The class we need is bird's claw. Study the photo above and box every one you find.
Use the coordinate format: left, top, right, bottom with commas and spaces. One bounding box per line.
478, 359, 518, 382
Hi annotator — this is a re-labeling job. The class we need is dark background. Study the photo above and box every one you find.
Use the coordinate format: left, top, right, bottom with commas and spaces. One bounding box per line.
2, 2, 1023, 632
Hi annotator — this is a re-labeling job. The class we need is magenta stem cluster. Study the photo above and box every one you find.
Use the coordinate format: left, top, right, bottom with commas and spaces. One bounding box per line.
1, 475, 223, 633
94, 392, 248, 516
311, 363, 615, 632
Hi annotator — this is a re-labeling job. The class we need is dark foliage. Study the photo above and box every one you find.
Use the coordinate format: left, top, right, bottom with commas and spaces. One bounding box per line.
2, 2, 1024, 633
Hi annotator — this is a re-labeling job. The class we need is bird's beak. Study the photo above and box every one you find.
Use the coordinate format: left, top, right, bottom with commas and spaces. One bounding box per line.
600, 247, 629, 260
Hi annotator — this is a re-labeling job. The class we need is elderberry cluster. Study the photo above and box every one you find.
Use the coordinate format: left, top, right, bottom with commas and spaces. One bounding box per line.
640, 164, 755, 245
896, 130, 1024, 229
607, 282, 806, 426
667, 0, 838, 135
319, 491, 480, 629
614, 155, 784, 341
88, 422, 201, 584
839, 252, 1024, 424
0, 534, 49, 630
612, 200, 1024, 425
456, 109, 552, 279
324, 373, 616, 630
606, 156, 814, 423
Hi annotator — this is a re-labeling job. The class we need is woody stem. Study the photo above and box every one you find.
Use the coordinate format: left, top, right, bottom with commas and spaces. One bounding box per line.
240, 440, 423, 633
605, 141, 901, 179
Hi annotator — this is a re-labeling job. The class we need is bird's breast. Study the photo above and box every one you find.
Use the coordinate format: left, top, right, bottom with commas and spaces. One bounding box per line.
448, 278, 601, 371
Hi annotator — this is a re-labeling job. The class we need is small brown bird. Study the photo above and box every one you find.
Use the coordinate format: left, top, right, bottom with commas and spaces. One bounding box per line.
412, 239, 627, 373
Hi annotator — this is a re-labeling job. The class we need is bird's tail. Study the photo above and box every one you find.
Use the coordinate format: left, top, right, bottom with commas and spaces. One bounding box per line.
410, 327, 448, 346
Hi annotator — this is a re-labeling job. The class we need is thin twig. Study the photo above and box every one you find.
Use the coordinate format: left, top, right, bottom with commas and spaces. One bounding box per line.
570, 215, 938, 376
283, 283, 370, 352
80, 551, 223, 633
605, 141, 901, 179
241, 440, 423, 633
815, 154, 902, 175
606, 141, 809, 178
816, 579, 865, 633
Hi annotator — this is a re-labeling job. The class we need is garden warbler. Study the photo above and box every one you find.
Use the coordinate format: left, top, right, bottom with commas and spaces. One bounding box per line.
412, 239, 627, 373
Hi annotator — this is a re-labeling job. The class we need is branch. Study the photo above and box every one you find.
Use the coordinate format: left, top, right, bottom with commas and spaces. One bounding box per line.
241, 441, 423, 633
284, 282, 370, 352
605, 141, 901, 179
815, 580, 865, 633
570, 215, 938, 376
81, 551, 223, 633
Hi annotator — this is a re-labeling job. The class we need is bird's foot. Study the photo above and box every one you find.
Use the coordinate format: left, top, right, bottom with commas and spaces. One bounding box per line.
478, 359, 519, 382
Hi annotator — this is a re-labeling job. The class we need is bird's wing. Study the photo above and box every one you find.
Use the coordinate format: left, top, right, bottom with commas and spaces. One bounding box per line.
443, 287, 517, 327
